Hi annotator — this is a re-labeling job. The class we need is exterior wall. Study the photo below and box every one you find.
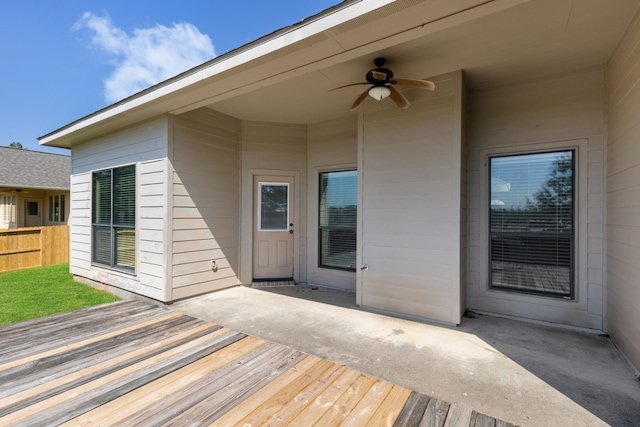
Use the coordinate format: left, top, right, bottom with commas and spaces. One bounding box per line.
69, 117, 169, 301
467, 68, 606, 329
170, 108, 241, 300
606, 9, 640, 370
0, 190, 69, 229
239, 121, 308, 284
306, 116, 358, 291
459, 78, 469, 319
359, 71, 466, 324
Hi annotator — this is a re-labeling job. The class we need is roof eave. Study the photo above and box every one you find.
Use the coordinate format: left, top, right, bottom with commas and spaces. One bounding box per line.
39, 0, 394, 148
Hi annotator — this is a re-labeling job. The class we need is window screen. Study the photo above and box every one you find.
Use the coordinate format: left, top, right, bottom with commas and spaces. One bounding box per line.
92, 165, 135, 272
319, 170, 357, 271
489, 151, 574, 297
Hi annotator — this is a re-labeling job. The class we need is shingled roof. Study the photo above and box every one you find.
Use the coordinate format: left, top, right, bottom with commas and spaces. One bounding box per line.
0, 147, 70, 190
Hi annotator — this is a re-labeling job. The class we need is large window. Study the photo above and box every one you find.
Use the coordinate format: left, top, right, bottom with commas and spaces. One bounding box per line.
1, 195, 16, 223
319, 170, 357, 271
92, 165, 136, 271
49, 194, 66, 223
489, 151, 574, 298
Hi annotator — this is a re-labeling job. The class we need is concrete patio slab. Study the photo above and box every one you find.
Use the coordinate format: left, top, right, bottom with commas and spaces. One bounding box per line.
173, 284, 640, 427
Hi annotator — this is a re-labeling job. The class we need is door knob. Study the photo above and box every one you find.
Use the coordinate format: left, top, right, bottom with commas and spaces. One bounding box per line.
361, 265, 369, 271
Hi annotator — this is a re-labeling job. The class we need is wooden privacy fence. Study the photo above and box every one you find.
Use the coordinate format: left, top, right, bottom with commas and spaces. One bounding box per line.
0, 226, 69, 273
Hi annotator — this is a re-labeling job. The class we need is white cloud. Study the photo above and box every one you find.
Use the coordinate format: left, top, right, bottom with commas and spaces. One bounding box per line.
74, 12, 215, 103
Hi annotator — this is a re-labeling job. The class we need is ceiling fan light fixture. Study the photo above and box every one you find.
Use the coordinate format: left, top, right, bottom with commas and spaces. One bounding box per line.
368, 85, 391, 101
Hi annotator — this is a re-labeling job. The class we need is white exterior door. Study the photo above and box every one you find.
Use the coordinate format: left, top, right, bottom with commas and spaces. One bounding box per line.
253, 176, 294, 280
25, 199, 42, 227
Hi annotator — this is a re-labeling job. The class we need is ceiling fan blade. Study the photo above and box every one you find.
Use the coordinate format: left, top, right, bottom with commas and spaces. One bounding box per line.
350, 89, 371, 111
329, 82, 369, 91
389, 85, 410, 109
394, 78, 435, 90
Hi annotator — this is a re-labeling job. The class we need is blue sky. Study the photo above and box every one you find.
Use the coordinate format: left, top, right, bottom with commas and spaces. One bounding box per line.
0, 1, 338, 155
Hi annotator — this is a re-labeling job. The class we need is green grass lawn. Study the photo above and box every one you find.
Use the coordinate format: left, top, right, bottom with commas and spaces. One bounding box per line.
0, 263, 121, 326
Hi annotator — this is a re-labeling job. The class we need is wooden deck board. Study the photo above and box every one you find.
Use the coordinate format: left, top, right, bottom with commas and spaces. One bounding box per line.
0, 300, 517, 427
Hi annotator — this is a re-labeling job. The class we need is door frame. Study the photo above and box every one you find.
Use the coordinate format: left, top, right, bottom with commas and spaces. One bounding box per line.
240, 168, 301, 285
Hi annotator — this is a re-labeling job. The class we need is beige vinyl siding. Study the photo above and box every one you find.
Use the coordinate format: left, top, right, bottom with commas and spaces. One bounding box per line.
360, 71, 465, 324
306, 116, 358, 290
171, 108, 241, 300
606, 9, 640, 370
239, 121, 307, 284
69, 117, 169, 301
459, 78, 469, 319
467, 68, 606, 329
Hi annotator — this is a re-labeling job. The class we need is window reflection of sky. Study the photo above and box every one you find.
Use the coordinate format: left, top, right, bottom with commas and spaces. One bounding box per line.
490, 151, 569, 209
326, 170, 357, 207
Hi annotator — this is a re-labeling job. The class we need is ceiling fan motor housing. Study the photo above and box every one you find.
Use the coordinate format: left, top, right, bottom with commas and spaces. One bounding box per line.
366, 68, 393, 85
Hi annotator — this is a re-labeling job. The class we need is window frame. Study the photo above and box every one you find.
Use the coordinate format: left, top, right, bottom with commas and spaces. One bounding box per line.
487, 149, 576, 299
1, 195, 16, 223
91, 164, 136, 273
48, 194, 66, 223
257, 182, 290, 232
318, 169, 358, 272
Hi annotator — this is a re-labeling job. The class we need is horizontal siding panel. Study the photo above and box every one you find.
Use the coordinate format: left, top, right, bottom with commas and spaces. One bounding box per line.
607, 185, 640, 208
171, 109, 240, 297
173, 237, 238, 254
139, 261, 164, 278
361, 74, 460, 324
72, 216, 91, 227
173, 206, 238, 219
72, 118, 168, 173
138, 219, 164, 232
138, 182, 165, 197
364, 167, 452, 184
363, 232, 452, 251
139, 228, 163, 243
172, 258, 234, 276
173, 227, 236, 242
70, 225, 90, 239
173, 217, 238, 231
171, 182, 237, 201
173, 248, 239, 265
138, 207, 164, 220
607, 206, 640, 226
138, 195, 165, 208
139, 250, 164, 265
174, 124, 240, 149
172, 167, 238, 186
69, 240, 90, 253
607, 8, 640, 369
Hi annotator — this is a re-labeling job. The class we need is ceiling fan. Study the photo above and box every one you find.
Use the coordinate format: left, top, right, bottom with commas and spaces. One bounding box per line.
333, 57, 435, 111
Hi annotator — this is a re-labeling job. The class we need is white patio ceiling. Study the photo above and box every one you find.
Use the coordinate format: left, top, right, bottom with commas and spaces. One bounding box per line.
209, 0, 639, 124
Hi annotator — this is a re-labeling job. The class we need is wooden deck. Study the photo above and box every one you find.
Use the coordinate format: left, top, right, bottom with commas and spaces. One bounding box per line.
0, 300, 516, 426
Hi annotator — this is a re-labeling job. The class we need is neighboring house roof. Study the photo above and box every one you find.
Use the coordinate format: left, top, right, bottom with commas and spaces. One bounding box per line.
0, 147, 70, 190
